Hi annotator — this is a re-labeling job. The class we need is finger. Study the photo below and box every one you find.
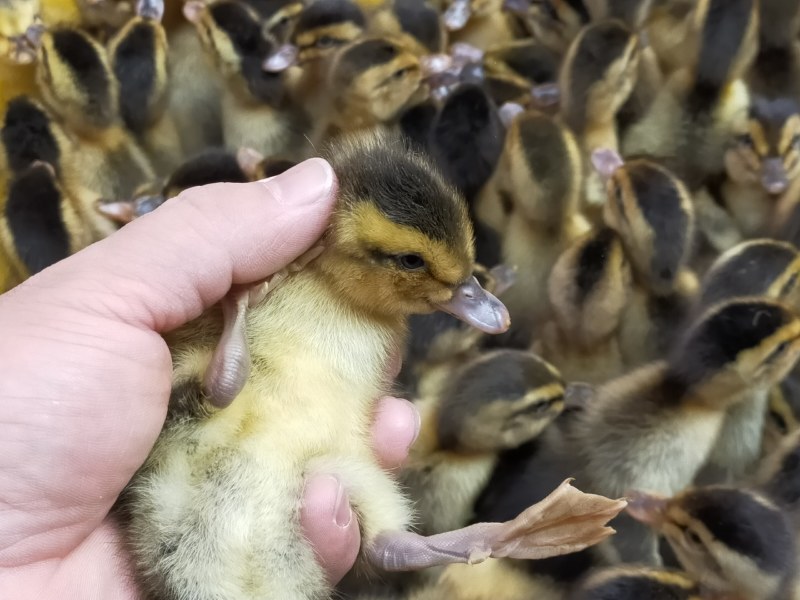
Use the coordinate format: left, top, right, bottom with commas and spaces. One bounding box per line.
372, 397, 421, 471
300, 474, 360, 585
3, 158, 336, 333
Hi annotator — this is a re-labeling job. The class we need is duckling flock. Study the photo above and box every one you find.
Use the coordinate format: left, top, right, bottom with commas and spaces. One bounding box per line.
6, 0, 800, 598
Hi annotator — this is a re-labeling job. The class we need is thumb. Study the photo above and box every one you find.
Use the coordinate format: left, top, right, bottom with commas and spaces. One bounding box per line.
1, 158, 336, 332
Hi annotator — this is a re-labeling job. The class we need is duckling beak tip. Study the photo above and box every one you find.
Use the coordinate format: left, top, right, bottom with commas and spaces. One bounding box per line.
624, 490, 668, 528
434, 276, 511, 334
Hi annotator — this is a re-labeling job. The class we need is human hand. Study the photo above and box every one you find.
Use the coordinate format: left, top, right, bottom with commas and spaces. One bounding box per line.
0, 159, 420, 599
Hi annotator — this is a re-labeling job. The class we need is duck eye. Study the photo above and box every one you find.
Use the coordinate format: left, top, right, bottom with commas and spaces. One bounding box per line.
316, 35, 335, 48
397, 254, 426, 271
738, 134, 755, 149
393, 68, 408, 80
685, 529, 703, 546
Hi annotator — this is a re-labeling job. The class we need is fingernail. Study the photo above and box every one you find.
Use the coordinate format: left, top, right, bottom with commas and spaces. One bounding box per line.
260, 157, 334, 206
332, 477, 352, 528
402, 398, 421, 451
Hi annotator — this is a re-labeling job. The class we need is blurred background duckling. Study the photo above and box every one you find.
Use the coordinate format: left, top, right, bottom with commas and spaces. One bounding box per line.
479, 39, 561, 108
747, 0, 800, 101
107, 0, 182, 176
426, 83, 506, 267
402, 349, 566, 537
534, 228, 633, 384
571, 566, 702, 600
0, 96, 110, 289
557, 19, 640, 215
76, 0, 135, 35
367, 0, 446, 57
720, 97, 800, 240
573, 298, 800, 564
488, 108, 590, 348
33, 25, 156, 199
602, 154, 698, 371
440, 0, 526, 50
627, 486, 798, 600
184, 0, 311, 160
582, 0, 663, 134
623, 0, 759, 196
319, 36, 428, 144
288, 0, 367, 125
691, 240, 800, 484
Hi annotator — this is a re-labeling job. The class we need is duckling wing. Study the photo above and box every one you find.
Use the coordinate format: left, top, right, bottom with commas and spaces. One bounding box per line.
368, 479, 626, 571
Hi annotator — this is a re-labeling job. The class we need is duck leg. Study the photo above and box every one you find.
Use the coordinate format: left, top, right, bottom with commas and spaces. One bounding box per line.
367, 479, 626, 571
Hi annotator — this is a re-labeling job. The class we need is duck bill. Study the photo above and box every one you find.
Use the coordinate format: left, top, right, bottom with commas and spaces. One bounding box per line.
625, 490, 669, 530
263, 43, 298, 72
434, 276, 511, 334
761, 157, 789, 195
137, 0, 165, 21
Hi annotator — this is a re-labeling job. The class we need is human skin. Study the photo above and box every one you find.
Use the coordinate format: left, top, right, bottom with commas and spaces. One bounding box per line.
0, 158, 420, 599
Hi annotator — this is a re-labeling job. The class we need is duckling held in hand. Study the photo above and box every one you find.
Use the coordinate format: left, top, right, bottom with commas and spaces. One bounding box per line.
117, 134, 624, 600
627, 487, 798, 600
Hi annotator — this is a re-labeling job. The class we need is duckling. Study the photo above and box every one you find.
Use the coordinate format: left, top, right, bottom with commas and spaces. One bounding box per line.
572, 566, 702, 600
116, 131, 625, 600
573, 298, 800, 564
696, 239, 800, 314
76, 0, 135, 34
627, 487, 798, 600
288, 0, 367, 124
427, 83, 505, 266
403, 349, 566, 537
0, 96, 116, 284
510, 0, 588, 56
164, 9, 225, 158
757, 427, 800, 531
488, 109, 590, 349
33, 25, 156, 200
410, 558, 552, 600
623, 0, 759, 193
558, 19, 640, 215
184, 0, 310, 160
599, 154, 698, 370
721, 97, 800, 239
534, 228, 633, 384
368, 0, 446, 56
0, 161, 86, 281
748, 0, 800, 101
107, 0, 181, 176
441, 0, 525, 50
643, 0, 697, 79
320, 36, 428, 144
480, 39, 560, 107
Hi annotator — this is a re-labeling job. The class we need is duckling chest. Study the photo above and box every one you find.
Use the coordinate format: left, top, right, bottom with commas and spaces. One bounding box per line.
202, 278, 402, 458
